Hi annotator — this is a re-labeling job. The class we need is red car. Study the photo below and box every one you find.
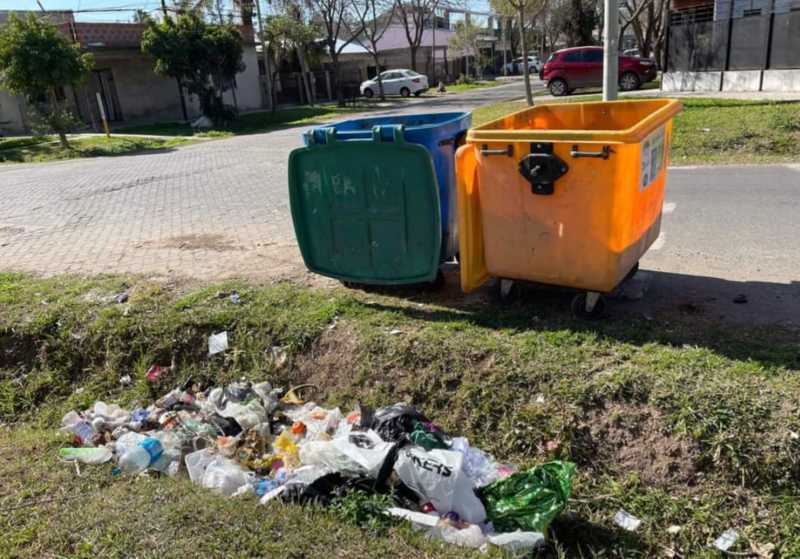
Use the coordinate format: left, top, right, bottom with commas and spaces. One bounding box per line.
540, 46, 657, 96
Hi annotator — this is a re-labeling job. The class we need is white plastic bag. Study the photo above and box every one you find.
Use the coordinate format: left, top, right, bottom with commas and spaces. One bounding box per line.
430, 523, 486, 548
394, 447, 486, 524
450, 437, 501, 488
487, 531, 545, 553
185, 448, 217, 483
298, 430, 394, 479
201, 456, 251, 496
218, 399, 267, 431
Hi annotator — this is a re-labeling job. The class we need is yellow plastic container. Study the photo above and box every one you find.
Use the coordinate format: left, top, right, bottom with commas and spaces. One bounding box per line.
457, 98, 682, 296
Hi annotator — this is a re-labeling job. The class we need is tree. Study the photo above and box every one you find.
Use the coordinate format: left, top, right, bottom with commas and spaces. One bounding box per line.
448, 20, 488, 81
264, 12, 319, 107
307, 0, 367, 106
141, 12, 245, 125
619, 0, 668, 65
550, 0, 597, 46
353, 0, 393, 99
0, 14, 93, 148
394, 0, 439, 72
492, 0, 548, 105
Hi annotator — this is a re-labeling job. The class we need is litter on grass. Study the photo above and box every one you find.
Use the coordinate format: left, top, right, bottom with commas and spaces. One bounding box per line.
714, 528, 739, 552
58, 378, 575, 550
208, 332, 229, 355
614, 509, 642, 532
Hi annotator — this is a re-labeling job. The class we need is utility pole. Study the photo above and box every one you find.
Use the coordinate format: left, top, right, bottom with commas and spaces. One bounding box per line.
602, 0, 619, 100
254, 0, 274, 111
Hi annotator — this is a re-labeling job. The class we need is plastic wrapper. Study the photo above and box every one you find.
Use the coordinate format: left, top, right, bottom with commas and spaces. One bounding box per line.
273, 431, 300, 467
409, 420, 449, 450
286, 403, 347, 440
201, 456, 252, 496
480, 461, 575, 533
394, 447, 486, 524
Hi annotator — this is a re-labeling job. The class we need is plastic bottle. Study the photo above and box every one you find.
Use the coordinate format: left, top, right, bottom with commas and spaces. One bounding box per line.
61, 411, 95, 445
118, 437, 163, 475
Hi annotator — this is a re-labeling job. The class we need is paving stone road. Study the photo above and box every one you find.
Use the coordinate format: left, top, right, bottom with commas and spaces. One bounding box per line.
0, 81, 532, 282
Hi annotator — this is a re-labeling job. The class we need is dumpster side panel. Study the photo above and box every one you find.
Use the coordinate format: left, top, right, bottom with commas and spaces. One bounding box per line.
476, 137, 667, 292
456, 144, 490, 292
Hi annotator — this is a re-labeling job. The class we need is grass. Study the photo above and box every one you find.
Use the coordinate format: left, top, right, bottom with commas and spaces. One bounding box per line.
445, 80, 504, 94
0, 135, 191, 164
0, 272, 798, 557
116, 105, 377, 138
472, 97, 800, 166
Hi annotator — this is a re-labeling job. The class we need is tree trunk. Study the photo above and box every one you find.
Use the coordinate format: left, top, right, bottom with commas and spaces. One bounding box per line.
332, 52, 345, 107
297, 46, 314, 106
519, 8, 533, 105
373, 52, 385, 100
410, 46, 418, 71
57, 131, 69, 149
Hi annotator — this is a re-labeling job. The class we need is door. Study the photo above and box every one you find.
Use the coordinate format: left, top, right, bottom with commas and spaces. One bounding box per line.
92, 69, 123, 121
382, 72, 402, 94
581, 48, 604, 88
560, 50, 586, 87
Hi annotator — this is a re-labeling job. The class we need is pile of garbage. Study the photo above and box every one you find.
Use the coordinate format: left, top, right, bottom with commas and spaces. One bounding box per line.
59, 378, 575, 553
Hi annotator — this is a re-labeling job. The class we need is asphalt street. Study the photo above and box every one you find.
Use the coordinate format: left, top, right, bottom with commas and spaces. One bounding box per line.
0, 79, 797, 325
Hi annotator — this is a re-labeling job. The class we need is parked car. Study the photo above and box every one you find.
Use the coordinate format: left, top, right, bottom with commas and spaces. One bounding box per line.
360, 69, 429, 98
539, 46, 657, 96
505, 56, 541, 75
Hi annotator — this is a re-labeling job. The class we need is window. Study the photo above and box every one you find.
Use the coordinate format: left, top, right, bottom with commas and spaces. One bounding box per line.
563, 51, 582, 62
582, 49, 603, 63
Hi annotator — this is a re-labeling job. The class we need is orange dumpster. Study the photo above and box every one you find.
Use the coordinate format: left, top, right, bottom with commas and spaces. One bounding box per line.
456, 98, 682, 317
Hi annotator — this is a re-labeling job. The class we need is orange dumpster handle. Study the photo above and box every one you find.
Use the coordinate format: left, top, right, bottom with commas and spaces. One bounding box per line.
456, 144, 490, 293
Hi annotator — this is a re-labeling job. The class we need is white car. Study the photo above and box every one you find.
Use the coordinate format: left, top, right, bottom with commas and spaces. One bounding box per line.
360, 69, 429, 98
505, 56, 540, 75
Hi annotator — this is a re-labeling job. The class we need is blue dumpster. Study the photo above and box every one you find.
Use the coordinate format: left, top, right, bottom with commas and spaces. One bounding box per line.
304, 112, 471, 260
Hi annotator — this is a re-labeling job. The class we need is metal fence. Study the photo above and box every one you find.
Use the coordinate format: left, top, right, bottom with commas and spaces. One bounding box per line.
666, 1, 800, 72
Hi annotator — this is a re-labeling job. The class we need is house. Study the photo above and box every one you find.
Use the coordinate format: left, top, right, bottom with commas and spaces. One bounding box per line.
662, 0, 800, 91
0, 11, 264, 135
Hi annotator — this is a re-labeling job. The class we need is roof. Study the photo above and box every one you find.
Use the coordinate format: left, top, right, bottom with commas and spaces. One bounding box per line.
74, 22, 146, 50
72, 22, 256, 50
556, 45, 602, 52
376, 25, 454, 50
337, 39, 370, 54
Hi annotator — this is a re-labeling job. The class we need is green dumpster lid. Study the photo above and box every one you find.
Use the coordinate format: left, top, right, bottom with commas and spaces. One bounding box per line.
289, 126, 442, 285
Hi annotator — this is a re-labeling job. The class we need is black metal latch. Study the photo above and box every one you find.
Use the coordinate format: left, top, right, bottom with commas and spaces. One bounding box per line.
517, 142, 569, 195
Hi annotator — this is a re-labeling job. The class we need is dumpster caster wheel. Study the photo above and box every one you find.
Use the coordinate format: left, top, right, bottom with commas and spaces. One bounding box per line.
571, 292, 607, 320
498, 279, 519, 303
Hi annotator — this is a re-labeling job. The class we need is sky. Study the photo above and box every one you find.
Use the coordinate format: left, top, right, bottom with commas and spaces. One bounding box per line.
0, 0, 493, 22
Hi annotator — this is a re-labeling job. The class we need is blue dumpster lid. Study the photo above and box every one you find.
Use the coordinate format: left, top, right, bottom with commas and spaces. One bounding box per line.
308, 112, 470, 144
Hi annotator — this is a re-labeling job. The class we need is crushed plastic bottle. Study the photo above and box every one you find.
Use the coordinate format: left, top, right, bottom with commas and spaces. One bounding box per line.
117, 437, 163, 475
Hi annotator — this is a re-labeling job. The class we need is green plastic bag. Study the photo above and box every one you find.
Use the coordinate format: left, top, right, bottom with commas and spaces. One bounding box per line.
480, 461, 576, 533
